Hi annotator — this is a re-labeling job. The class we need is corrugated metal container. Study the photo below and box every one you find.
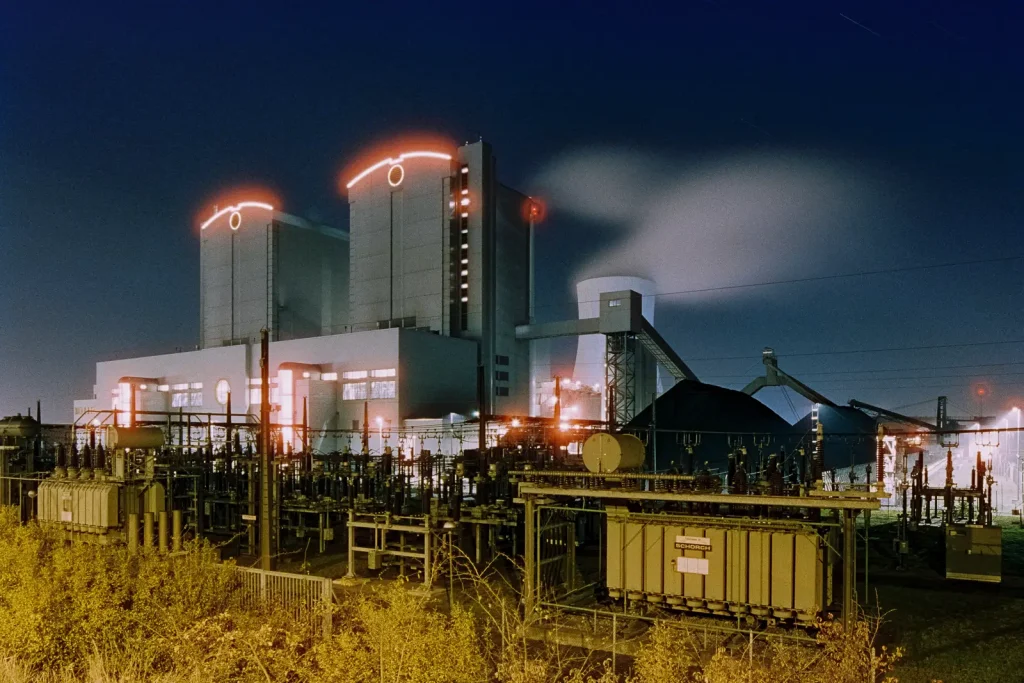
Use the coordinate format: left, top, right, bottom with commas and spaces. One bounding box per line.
38, 479, 118, 532
605, 516, 826, 620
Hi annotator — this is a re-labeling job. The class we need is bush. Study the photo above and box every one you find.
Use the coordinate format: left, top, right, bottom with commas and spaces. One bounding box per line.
0, 510, 903, 682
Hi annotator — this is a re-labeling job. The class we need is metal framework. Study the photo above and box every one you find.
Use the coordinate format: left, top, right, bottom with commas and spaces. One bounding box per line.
605, 332, 637, 426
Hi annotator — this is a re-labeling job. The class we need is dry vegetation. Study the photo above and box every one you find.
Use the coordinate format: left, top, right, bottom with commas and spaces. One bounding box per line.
0, 509, 901, 682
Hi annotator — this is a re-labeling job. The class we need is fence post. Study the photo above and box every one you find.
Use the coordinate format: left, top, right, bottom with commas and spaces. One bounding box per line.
321, 576, 332, 637
612, 612, 617, 670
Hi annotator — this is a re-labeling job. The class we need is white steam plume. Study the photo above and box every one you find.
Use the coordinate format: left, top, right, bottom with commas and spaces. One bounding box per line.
535, 148, 880, 302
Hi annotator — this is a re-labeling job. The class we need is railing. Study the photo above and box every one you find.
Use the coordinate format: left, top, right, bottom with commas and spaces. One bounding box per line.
233, 566, 333, 636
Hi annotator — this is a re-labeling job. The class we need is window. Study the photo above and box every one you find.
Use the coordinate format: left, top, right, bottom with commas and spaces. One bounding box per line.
343, 383, 368, 400
190, 391, 203, 407
495, 370, 509, 381
495, 386, 509, 397
249, 388, 261, 405
495, 355, 509, 366
190, 382, 203, 390
343, 370, 368, 380
157, 384, 169, 392
370, 381, 396, 399
608, 299, 622, 307
371, 368, 396, 378
352, 420, 360, 430
172, 392, 189, 408
322, 372, 338, 381
215, 379, 230, 406
172, 383, 189, 391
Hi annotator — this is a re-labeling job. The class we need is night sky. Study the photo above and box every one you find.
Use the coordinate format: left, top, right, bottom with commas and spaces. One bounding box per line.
2, 1, 1022, 423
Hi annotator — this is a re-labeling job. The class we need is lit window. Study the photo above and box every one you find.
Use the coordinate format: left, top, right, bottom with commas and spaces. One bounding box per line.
461, 269, 468, 276
343, 370, 368, 380
190, 382, 203, 390
608, 299, 622, 308
370, 380, 396, 399
460, 197, 470, 206
157, 384, 170, 392
249, 388, 261, 405
322, 372, 338, 381
171, 383, 189, 391
461, 244, 468, 250
461, 296, 468, 302
215, 379, 231, 406
172, 392, 189, 408
190, 391, 203, 407
461, 283, 469, 289
461, 188, 469, 195
371, 368, 396, 378
343, 383, 368, 400
461, 166, 469, 174
460, 212, 469, 218
248, 378, 262, 386
461, 258, 468, 264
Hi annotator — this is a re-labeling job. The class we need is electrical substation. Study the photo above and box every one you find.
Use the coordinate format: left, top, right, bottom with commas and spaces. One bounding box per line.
1, 138, 1016, 649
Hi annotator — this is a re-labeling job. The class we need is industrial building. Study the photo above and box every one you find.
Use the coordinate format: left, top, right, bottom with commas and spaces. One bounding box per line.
74, 140, 537, 450
16, 132, 1004, 643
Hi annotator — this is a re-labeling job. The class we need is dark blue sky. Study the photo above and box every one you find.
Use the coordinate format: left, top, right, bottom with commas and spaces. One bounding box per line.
2, 1, 1022, 422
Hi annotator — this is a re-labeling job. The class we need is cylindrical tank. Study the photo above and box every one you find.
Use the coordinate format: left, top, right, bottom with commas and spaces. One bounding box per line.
106, 426, 164, 450
582, 432, 645, 473
0, 415, 40, 440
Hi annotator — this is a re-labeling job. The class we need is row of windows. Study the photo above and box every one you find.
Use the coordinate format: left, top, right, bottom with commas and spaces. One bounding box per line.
172, 391, 203, 407
342, 368, 396, 380
342, 380, 396, 401
458, 165, 470, 331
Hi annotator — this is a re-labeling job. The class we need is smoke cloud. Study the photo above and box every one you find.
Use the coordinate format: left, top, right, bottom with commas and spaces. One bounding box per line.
535, 148, 882, 303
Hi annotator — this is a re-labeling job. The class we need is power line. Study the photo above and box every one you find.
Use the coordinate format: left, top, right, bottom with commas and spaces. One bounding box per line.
687, 338, 1024, 362
532, 254, 1024, 312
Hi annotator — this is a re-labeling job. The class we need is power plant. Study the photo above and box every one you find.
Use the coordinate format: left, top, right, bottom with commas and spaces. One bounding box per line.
1, 136, 1013, 642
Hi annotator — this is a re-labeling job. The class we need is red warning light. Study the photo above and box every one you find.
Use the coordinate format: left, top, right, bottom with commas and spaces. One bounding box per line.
522, 197, 547, 223
977, 387, 987, 397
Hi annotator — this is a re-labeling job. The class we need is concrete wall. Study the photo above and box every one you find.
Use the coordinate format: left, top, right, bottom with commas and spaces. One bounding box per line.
200, 207, 348, 349
399, 330, 478, 419
274, 219, 349, 340
200, 206, 274, 348
348, 155, 452, 332
493, 183, 531, 415
76, 328, 476, 453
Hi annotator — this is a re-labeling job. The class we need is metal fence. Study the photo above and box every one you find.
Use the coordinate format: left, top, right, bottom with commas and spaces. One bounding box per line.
233, 566, 333, 636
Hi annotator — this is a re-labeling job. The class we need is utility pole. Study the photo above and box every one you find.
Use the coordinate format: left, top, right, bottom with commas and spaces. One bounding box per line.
259, 329, 274, 571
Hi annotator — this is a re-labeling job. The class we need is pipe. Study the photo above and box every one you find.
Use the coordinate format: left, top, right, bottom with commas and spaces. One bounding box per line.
143, 512, 155, 549
172, 509, 182, 552
158, 510, 168, 553
127, 513, 139, 554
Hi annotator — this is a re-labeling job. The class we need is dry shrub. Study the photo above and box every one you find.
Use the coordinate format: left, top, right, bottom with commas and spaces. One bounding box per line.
629, 615, 903, 683
0, 509, 904, 683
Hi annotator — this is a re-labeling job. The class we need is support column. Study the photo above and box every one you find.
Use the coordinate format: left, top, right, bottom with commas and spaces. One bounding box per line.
423, 514, 432, 588
524, 496, 537, 613
172, 509, 182, 552
158, 510, 168, 553
345, 509, 356, 579
127, 513, 139, 555
143, 512, 155, 550
842, 509, 856, 630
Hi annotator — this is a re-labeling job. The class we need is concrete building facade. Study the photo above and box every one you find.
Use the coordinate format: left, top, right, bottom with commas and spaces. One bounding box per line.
200, 203, 349, 348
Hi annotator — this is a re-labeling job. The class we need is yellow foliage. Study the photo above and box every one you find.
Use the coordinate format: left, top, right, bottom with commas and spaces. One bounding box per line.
0, 510, 905, 683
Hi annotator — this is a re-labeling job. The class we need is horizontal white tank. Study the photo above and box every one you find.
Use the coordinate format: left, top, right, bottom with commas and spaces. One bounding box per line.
582, 432, 646, 473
